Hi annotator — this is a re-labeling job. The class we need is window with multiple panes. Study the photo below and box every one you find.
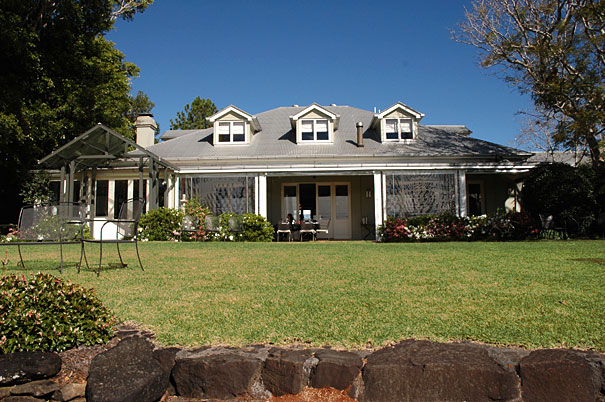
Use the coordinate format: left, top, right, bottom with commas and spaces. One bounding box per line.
95, 180, 109, 217
301, 119, 329, 141
217, 121, 245, 143
385, 118, 413, 140
114, 180, 128, 219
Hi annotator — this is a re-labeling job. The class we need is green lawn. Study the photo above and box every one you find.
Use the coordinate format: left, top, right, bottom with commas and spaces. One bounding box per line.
2, 240, 604, 351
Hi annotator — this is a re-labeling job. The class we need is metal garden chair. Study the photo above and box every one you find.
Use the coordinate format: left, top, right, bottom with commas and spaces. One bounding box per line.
0, 203, 86, 272
82, 198, 145, 276
205, 215, 221, 239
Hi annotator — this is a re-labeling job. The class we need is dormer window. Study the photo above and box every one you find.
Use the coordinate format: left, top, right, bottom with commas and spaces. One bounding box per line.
301, 119, 329, 141
218, 121, 245, 143
289, 104, 340, 144
385, 118, 413, 140
207, 105, 262, 146
371, 102, 424, 143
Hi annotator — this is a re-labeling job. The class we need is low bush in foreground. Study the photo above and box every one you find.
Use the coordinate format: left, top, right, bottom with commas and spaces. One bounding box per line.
0, 272, 115, 353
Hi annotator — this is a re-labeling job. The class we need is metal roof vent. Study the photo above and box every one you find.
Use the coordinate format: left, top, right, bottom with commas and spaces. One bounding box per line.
292, 104, 299, 107
356, 122, 364, 147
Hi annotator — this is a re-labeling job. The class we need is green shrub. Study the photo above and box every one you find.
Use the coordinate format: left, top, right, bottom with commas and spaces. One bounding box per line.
218, 212, 242, 241
139, 207, 183, 241
240, 213, 274, 242
0, 272, 116, 353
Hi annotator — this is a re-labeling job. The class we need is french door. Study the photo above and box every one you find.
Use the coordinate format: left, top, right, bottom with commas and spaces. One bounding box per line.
282, 182, 351, 239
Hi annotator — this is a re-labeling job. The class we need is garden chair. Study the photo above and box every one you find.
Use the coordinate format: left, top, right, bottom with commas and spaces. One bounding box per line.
276, 222, 292, 242
182, 215, 200, 241
539, 214, 567, 240
314, 219, 331, 240
228, 216, 242, 240
299, 221, 316, 241
82, 198, 145, 276
0, 203, 86, 273
205, 215, 221, 239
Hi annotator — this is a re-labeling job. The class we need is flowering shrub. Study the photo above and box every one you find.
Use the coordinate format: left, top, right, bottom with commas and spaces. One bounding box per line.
380, 217, 411, 242
138, 207, 183, 241
0, 272, 115, 353
182, 198, 212, 241
379, 211, 539, 242
0, 227, 19, 243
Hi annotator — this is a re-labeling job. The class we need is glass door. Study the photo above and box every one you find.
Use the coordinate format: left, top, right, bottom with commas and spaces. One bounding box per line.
316, 185, 332, 239
281, 182, 350, 239
333, 184, 351, 239
283, 185, 297, 222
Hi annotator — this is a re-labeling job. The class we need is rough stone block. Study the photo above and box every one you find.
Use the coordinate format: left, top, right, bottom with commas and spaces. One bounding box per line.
51, 382, 86, 401
3, 396, 42, 402
311, 349, 363, 391
153, 347, 180, 395
172, 352, 262, 399
86, 336, 167, 402
0, 386, 14, 398
262, 349, 314, 396
360, 340, 520, 402
519, 349, 602, 402
0, 351, 62, 386
11, 379, 59, 397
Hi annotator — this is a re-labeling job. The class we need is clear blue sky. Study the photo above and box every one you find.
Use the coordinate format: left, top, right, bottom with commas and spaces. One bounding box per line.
107, 0, 533, 147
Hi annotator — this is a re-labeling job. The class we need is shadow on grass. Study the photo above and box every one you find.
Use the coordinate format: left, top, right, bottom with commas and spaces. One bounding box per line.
571, 258, 605, 266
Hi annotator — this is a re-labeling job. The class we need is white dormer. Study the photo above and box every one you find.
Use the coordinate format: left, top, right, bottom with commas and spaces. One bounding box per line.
207, 105, 261, 145
289, 104, 340, 144
371, 102, 424, 143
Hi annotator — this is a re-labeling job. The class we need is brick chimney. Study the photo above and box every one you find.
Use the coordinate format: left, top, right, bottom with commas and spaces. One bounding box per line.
135, 114, 157, 148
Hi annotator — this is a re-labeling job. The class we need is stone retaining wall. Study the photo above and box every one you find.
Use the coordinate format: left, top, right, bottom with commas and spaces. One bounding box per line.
1, 334, 603, 402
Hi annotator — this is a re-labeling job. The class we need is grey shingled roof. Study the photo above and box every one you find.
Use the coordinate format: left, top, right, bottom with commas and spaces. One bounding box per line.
527, 151, 582, 165
147, 105, 531, 162
160, 129, 201, 141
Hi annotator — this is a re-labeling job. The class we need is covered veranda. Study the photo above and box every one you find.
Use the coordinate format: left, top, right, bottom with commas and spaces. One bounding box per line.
38, 123, 178, 238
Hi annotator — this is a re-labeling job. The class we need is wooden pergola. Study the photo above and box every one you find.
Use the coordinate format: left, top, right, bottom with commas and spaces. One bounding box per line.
38, 123, 178, 219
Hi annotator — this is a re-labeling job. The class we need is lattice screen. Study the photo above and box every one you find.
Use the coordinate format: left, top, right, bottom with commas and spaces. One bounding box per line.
386, 173, 456, 217
181, 176, 254, 214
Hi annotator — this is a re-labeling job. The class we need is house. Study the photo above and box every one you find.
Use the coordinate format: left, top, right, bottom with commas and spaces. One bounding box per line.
40, 102, 535, 240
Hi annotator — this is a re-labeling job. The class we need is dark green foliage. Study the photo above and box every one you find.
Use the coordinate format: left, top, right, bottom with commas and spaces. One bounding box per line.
19, 171, 53, 205
240, 213, 275, 242
0, 272, 115, 353
521, 163, 597, 236
169, 97, 217, 130
138, 207, 183, 241
127, 90, 155, 123
0, 1, 151, 224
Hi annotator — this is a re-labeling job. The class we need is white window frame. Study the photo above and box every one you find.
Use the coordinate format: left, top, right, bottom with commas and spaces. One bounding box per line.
384, 118, 414, 141
217, 121, 246, 144
300, 119, 330, 142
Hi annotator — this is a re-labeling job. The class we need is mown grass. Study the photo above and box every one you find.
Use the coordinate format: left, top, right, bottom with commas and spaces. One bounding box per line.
2, 240, 604, 351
